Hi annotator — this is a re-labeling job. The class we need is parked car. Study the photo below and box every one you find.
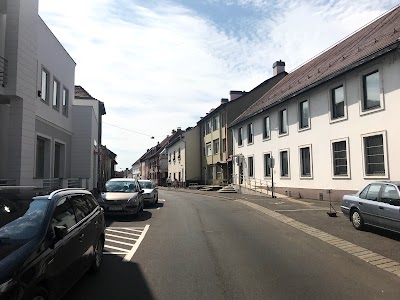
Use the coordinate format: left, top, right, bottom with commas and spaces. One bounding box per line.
341, 181, 400, 233
138, 180, 159, 206
0, 186, 105, 300
99, 178, 144, 216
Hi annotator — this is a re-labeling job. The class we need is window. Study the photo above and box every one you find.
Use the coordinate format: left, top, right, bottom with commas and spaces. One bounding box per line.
364, 134, 385, 176
359, 185, 369, 199
36, 137, 45, 178
178, 148, 181, 159
173, 151, 176, 160
381, 185, 400, 204
332, 140, 348, 176
169, 153, 171, 162
213, 139, 219, 154
52, 79, 60, 109
365, 184, 382, 201
247, 123, 253, 144
331, 85, 345, 119
279, 109, 288, 135
362, 70, 380, 111
222, 138, 226, 152
206, 142, 212, 156
206, 121, 211, 134
70, 195, 93, 222
221, 113, 225, 128
84, 194, 99, 212
300, 146, 312, 177
62, 88, 69, 116
264, 153, 271, 177
299, 100, 309, 129
41, 69, 49, 102
248, 156, 254, 177
280, 150, 289, 177
263, 116, 270, 140
213, 116, 219, 131
51, 197, 76, 230
238, 127, 243, 146
202, 124, 205, 137
54, 142, 65, 178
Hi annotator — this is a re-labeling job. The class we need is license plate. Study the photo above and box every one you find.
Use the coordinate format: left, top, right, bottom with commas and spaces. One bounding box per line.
109, 206, 123, 211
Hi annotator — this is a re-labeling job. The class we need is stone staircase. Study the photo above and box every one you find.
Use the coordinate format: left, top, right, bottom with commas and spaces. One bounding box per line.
217, 185, 238, 193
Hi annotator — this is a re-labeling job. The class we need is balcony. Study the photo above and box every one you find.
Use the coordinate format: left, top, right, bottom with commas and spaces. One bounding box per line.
0, 55, 7, 87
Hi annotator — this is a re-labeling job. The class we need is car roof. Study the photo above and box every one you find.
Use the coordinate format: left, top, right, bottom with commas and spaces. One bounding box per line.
107, 178, 137, 182
138, 180, 152, 182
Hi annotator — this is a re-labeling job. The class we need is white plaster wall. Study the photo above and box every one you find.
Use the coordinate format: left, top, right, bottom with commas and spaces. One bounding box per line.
232, 52, 400, 192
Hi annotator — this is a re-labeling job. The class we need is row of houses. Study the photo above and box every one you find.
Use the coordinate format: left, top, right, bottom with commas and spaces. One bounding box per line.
0, 0, 117, 192
132, 6, 400, 201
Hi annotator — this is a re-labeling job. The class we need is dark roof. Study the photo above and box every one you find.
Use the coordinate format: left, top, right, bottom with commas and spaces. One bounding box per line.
75, 86, 96, 100
231, 6, 400, 127
140, 130, 184, 161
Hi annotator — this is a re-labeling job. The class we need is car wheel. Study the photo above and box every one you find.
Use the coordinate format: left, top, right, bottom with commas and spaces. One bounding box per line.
31, 287, 48, 300
90, 238, 104, 273
351, 209, 364, 230
153, 195, 157, 206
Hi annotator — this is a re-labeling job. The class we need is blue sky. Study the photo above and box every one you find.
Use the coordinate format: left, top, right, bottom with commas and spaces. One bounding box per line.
39, 0, 398, 169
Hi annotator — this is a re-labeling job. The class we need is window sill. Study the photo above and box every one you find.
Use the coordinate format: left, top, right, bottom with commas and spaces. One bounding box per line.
280, 176, 291, 179
278, 132, 289, 138
262, 137, 271, 142
332, 175, 351, 179
300, 175, 313, 180
238, 144, 244, 148
363, 174, 388, 180
298, 126, 310, 133
247, 142, 254, 146
330, 116, 347, 124
360, 106, 384, 116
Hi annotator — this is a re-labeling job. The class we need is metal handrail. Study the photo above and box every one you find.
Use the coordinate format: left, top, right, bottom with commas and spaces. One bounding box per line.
231, 174, 274, 196
0, 55, 8, 87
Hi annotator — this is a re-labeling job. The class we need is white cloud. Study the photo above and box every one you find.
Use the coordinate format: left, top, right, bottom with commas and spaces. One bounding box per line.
39, 0, 397, 168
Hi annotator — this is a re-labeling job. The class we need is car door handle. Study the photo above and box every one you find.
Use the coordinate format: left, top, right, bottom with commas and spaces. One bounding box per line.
379, 206, 384, 210
79, 233, 85, 240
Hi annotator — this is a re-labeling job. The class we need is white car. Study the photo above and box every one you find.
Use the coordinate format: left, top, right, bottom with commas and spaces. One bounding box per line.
138, 180, 159, 206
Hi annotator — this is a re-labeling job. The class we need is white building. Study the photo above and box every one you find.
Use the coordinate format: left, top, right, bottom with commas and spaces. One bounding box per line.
230, 7, 400, 201
131, 159, 141, 179
73, 86, 106, 192
167, 126, 201, 186
0, 0, 77, 188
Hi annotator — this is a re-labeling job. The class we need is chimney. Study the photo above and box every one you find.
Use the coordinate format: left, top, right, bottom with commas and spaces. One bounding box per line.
221, 98, 229, 104
177, 127, 182, 131
171, 129, 176, 134
273, 60, 285, 76
230, 91, 245, 101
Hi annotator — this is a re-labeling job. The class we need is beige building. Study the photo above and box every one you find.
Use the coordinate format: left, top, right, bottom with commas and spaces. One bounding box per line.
230, 7, 400, 201
166, 126, 201, 186
198, 69, 287, 185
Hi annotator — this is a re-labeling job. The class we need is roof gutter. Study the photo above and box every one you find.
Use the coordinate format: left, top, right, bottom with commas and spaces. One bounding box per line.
228, 41, 400, 128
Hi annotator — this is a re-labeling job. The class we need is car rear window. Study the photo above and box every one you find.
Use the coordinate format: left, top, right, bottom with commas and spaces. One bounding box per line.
105, 181, 138, 192
139, 181, 153, 189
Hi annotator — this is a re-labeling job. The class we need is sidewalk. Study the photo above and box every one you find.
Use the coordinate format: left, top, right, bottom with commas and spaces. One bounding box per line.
161, 187, 400, 265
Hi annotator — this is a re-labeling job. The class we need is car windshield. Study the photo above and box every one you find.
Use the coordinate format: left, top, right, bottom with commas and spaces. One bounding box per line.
139, 181, 153, 189
104, 181, 138, 192
0, 197, 49, 242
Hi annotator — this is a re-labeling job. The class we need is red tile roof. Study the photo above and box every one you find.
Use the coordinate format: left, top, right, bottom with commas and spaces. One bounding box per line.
75, 85, 96, 99
231, 6, 400, 127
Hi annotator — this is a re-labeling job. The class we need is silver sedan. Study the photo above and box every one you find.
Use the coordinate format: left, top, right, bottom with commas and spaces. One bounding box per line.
138, 180, 159, 206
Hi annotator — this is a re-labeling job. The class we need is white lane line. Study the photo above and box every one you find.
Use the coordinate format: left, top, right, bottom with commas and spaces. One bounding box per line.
103, 252, 126, 255
105, 238, 136, 247
106, 228, 142, 236
123, 224, 150, 262
106, 233, 138, 241
157, 207, 160, 210
106, 227, 145, 230
120, 228, 144, 234
104, 244, 130, 252
159, 199, 166, 202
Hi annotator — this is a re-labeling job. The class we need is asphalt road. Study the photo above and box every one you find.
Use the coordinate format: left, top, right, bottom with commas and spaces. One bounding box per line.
64, 190, 400, 300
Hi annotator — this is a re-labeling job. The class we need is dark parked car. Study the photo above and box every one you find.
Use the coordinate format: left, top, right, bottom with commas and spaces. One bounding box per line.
0, 187, 105, 300
342, 181, 400, 232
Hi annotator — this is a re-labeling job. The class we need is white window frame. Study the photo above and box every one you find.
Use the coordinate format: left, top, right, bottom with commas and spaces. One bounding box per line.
52, 77, 60, 110
298, 98, 311, 132
278, 108, 289, 137
299, 144, 313, 179
41, 68, 50, 103
247, 123, 253, 145
206, 142, 212, 156
62, 86, 69, 117
330, 137, 351, 179
328, 81, 348, 124
359, 65, 385, 116
361, 130, 388, 179
279, 148, 290, 179
206, 121, 211, 135
263, 152, 272, 178
247, 155, 254, 178
213, 115, 219, 131
262, 116, 271, 141
34, 133, 53, 179
238, 127, 243, 147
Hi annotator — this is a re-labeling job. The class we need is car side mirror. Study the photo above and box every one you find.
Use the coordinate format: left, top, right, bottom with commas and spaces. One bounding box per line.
140, 189, 145, 194
54, 225, 68, 240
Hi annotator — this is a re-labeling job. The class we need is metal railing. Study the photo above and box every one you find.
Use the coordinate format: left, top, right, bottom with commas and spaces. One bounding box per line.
68, 178, 81, 188
0, 179, 17, 186
0, 56, 8, 87
43, 178, 61, 189
232, 174, 274, 196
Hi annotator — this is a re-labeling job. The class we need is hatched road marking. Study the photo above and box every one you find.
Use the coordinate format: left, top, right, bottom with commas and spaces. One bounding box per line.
236, 199, 400, 278
103, 225, 150, 261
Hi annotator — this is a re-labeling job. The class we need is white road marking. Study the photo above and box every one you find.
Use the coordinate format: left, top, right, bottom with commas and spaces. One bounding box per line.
106, 227, 146, 230
120, 228, 144, 234
104, 244, 130, 252
123, 224, 150, 262
157, 207, 160, 210
103, 252, 127, 255
105, 238, 136, 247
106, 233, 138, 241
106, 228, 142, 236
158, 199, 165, 202
274, 208, 329, 212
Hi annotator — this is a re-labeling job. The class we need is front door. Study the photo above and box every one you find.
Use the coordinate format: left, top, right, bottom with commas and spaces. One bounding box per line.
378, 184, 400, 231
358, 183, 382, 226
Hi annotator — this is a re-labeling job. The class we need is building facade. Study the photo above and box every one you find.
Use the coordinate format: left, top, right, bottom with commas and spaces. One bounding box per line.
230, 7, 400, 201
0, 0, 78, 188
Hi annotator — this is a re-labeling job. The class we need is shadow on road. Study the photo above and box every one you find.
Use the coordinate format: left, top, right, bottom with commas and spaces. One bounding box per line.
63, 255, 154, 300
364, 225, 400, 241
105, 211, 152, 226
145, 202, 164, 210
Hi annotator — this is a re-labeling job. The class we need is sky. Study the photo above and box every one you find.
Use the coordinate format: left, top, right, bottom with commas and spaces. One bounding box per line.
38, 0, 399, 170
